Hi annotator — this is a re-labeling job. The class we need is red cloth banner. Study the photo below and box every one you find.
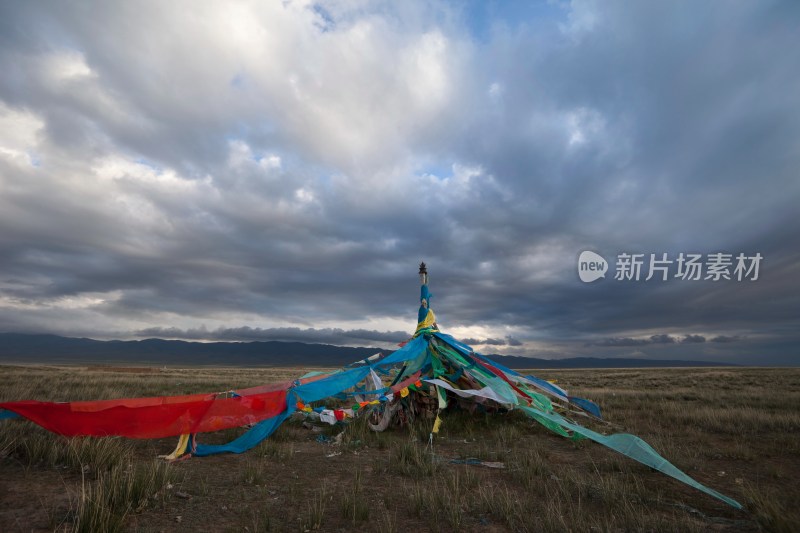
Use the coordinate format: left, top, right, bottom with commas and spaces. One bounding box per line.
0, 387, 288, 439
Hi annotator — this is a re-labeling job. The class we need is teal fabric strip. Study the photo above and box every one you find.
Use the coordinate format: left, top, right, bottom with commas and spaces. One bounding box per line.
373, 335, 428, 367
520, 406, 742, 509
193, 409, 292, 456
293, 367, 372, 403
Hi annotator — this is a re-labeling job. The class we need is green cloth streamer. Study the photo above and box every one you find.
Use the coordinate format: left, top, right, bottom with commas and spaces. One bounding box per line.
520, 406, 743, 509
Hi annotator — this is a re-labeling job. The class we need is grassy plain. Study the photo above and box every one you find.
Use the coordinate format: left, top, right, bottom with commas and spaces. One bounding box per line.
0, 365, 798, 532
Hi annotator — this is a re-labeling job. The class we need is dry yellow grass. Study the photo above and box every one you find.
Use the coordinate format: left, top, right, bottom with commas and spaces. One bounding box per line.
1, 365, 798, 532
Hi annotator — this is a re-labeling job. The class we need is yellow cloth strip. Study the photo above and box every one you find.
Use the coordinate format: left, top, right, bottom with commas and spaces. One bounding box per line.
159, 433, 190, 461
432, 415, 443, 434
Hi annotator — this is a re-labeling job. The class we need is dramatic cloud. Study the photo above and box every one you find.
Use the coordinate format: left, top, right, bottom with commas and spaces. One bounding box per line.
681, 335, 707, 344
461, 337, 523, 347
710, 335, 743, 344
135, 326, 408, 347
588, 334, 681, 347
0, 1, 798, 364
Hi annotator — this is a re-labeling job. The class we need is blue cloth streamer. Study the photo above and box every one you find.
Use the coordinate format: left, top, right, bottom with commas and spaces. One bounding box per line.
567, 396, 602, 418
433, 332, 473, 356
373, 335, 428, 368
437, 332, 602, 418
293, 367, 372, 403
194, 410, 293, 456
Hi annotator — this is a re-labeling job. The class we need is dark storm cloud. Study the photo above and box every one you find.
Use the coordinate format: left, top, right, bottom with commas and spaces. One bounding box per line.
460, 336, 523, 347
682, 335, 707, 344
588, 333, 712, 348
711, 335, 743, 344
135, 326, 408, 346
587, 334, 683, 347
0, 1, 797, 365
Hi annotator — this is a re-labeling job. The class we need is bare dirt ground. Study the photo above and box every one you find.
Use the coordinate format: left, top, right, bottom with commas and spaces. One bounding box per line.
1, 365, 798, 532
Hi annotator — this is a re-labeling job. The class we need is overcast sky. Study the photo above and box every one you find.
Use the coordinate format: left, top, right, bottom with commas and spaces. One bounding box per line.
0, 1, 798, 365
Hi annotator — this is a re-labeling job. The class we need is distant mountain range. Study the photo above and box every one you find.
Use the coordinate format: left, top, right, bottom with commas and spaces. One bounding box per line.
0, 333, 734, 369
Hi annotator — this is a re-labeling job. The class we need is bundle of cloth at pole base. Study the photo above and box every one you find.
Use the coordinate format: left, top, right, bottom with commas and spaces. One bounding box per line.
0, 263, 742, 510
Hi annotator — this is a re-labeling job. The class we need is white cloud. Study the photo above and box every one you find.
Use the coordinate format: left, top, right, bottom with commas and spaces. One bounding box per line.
488, 81, 504, 103
566, 107, 605, 147
40, 50, 94, 84
0, 1, 796, 363
0, 104, 44, 166
560, 0, 602, 39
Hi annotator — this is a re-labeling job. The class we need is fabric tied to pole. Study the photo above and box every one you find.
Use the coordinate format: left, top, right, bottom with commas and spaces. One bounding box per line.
423, 378, 513, 407
0, 388, 288, 439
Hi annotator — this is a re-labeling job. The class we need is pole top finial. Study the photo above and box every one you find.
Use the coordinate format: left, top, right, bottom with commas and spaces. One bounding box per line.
419, 261, 427, 275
